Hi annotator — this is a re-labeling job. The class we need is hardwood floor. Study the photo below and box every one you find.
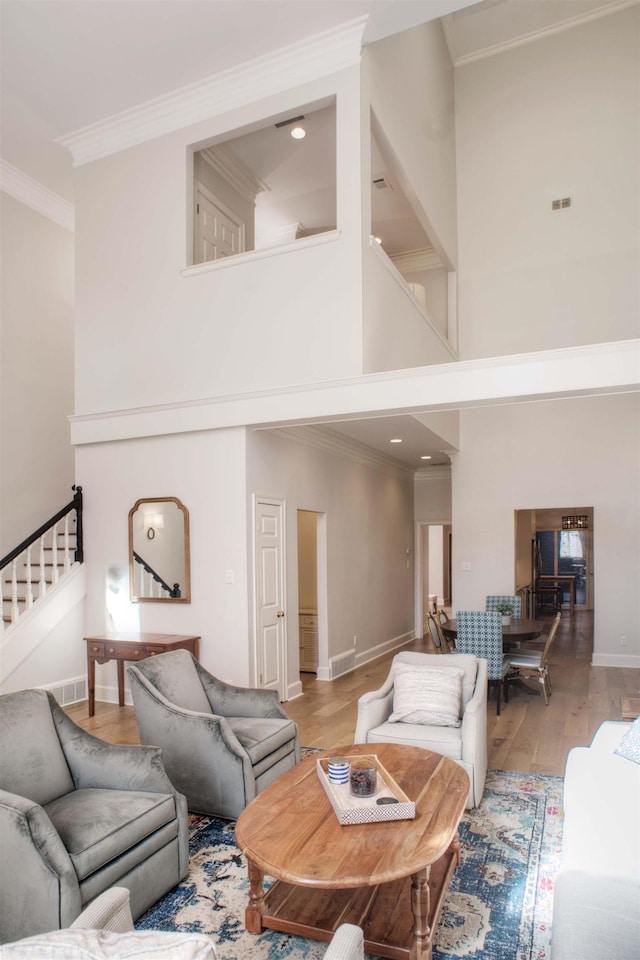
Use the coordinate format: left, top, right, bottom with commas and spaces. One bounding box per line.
66, 611, 638, 777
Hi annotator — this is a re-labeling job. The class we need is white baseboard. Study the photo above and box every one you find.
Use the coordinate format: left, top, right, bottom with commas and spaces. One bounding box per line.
355, 631, 415, 670
592, 652, 640, 668
286, 678, 303, 700
314, 631, 416, 681
92, 683, 134, 707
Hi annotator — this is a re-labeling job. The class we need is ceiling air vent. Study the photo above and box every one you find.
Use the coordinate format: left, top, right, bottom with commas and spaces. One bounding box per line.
274, 115, 306, 129
551, 197, 572, 211
373, 176, 392, 190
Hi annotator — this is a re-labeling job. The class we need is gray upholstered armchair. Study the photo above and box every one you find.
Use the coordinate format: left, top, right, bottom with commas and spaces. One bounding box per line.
354, 651, 488, 808
0, 689, 188, 945
127, 650, 300, 819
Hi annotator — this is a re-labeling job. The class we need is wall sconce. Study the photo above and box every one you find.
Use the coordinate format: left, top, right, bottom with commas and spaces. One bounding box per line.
143, 513, 164, 540
562, 515, 589, 530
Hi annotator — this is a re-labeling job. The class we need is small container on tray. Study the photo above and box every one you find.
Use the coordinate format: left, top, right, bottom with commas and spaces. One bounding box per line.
316, 754, 416, 825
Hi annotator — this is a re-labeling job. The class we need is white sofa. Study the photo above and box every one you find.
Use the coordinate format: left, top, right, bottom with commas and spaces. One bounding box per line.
550, 721, 640, 960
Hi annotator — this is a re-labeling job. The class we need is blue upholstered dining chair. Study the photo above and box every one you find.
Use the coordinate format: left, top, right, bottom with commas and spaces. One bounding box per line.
456, 611, 511, 715
485, 595, 522, 617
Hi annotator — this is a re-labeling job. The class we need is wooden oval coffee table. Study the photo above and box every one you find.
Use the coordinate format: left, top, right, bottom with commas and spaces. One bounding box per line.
235, 743, 469, 960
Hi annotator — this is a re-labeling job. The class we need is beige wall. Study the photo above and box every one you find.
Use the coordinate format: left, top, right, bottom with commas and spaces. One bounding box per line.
297, 510, 318, 611
451, 393, 640, 666
455, 5, 639, 360
365, 20, 458, 265
0, 193, 75, 554
75, 428, 251, 693
247, 427, 415, 691
73, 68, 365, 417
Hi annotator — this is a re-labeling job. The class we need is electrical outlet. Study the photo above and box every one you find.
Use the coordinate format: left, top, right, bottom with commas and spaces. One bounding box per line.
225, 570, 234, 584
461, 561, 471, 571
620, 635, 628, 646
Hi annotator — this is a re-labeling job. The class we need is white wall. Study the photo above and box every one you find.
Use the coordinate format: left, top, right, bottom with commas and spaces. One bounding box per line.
363, 244, 455, 372
414, 467, 452, 522
0, 193, 75, 554
455, 6, 640, 360
451, 393, 640, 666
0, 572, 86, 695
73, 69, 366, 417
364, 20, 458, 266
246, 427, 415, 688
75, 427, 251, 696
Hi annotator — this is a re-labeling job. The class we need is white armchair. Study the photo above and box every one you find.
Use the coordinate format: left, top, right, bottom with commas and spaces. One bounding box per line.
354, 652, 488, 808
3, 888, 365, 960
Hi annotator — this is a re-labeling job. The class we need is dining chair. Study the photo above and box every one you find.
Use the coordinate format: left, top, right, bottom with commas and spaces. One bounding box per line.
456, 611, 510, 716
485, 595, 522, 617
426, 611, 450, 653
505, 612, 561, 705
435, 604, 449, 626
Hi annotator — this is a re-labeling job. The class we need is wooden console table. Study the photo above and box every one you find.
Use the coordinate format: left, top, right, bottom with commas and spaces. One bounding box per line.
84, 632, 200, 716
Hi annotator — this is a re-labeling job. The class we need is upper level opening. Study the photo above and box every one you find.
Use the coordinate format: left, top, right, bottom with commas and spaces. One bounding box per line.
370, 114, 451, 342
190, 97, 336, 266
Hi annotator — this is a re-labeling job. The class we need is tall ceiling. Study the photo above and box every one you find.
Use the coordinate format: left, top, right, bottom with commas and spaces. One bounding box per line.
0, 0, 628, 470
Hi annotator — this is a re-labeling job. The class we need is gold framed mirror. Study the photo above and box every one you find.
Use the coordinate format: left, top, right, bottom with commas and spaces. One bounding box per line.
128, 497, 191, 603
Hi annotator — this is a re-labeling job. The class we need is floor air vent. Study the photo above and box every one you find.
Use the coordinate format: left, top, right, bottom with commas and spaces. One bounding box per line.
330, 650, 356, 679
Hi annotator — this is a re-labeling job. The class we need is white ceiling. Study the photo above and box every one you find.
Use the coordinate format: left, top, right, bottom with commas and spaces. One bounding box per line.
1, 0, 628, 471
0, 0, 478, 199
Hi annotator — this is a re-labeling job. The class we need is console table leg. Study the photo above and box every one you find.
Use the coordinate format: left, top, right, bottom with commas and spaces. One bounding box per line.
410, 867, 432, 960
87, 656, 96, 717
117, 659, 125, 706
246, 859, 266, 933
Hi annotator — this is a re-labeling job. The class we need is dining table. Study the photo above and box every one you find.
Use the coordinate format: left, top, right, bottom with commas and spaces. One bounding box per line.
440, 617, 545, 697
440, 617, 544, 645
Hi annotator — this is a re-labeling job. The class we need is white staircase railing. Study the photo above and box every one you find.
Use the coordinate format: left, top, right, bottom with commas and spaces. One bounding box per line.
1, 487, 83, 636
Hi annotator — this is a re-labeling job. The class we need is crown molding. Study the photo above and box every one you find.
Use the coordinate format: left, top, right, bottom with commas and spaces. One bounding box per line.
56, 17, 367, 167
200, 145, 266, 202
391, 248, 442, 273
264, 424, 416, 479
448, 0, 638, 67
0, 160, 74, 232
415, 465, 451, 482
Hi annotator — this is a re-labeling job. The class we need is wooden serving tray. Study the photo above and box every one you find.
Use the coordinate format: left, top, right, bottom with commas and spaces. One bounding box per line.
316, 754, 416, 825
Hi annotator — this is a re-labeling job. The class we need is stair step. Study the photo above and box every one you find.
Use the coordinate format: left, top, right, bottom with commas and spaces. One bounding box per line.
6, 578, 53, 583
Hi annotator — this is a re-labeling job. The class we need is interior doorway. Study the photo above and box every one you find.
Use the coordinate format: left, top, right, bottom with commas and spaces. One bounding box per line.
514, 507, 593, 616
297, 510, 326, 676
415, 522, 451, 636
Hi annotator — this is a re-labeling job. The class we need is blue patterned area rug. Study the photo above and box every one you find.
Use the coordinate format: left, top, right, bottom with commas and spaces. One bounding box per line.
136, 769, 563, 960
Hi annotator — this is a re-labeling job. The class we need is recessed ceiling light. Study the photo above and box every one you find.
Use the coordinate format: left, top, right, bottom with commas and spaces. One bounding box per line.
421, 455, 432, 460
290, 126, 306, 140
390, 438, 403, 444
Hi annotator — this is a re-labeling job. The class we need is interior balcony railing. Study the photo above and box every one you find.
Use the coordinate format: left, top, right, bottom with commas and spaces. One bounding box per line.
0, 486, 83, 635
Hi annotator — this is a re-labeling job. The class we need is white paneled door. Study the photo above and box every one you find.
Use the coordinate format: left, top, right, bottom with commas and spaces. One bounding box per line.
194, 181, 245, 264
254, 498, 286, 699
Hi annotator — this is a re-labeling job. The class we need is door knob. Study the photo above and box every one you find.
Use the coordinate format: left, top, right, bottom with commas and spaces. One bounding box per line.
276, 610, 285, 618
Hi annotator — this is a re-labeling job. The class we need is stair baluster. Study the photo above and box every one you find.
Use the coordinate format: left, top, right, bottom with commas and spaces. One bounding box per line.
25, 545, 34, 610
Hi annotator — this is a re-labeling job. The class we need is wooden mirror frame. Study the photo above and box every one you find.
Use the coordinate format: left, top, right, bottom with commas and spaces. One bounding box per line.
128, 496, 191, 603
